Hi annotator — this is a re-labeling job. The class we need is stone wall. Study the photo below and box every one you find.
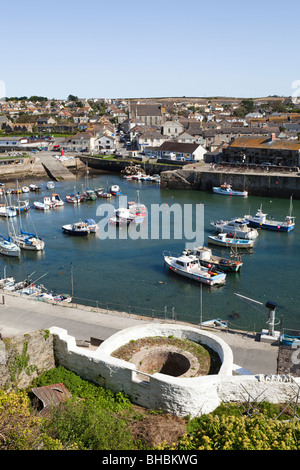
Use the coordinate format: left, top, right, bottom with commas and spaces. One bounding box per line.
0, 330, 55, 391
0, 156, 46, 180
160, 169, 300, 199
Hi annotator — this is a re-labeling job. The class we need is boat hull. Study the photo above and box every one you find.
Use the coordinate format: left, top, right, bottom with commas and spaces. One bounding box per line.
0, 242, 20, 257
62, 224, 89, 236
12, 236, 45, 251
207, 236, 254, 249
200, 259, 243, 273
246, 219, 295, 232
213, 187, 248, 197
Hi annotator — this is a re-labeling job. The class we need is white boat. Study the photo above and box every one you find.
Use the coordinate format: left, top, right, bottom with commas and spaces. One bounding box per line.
43, 196, 56, 208
22, 186, 30, 193
51, 193, 65, 206
85, 219, 98, 233
151, 174, 161, 183
47, 181, 55, 189
244, 198, 295, 232
62, 221, 90, 236
0, 236, 20, 257
208, 232, 254, 249
109, 208, 138, 226
211, 217, 259, 239
0, 205, 17, 217
11, 230, 45, 251
109, 185, 122, 195
163, 251, 226, 286
0, 276, 15, 289
110, 193, 146, 226
29, 184, 42, 192
201, 319, 228, 328
33, 201, 50, 211
212, 183, 248, 197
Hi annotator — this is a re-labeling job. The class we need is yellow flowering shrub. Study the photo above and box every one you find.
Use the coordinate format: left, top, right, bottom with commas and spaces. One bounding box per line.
0, 390, 66, 450
159, 413, 300, 450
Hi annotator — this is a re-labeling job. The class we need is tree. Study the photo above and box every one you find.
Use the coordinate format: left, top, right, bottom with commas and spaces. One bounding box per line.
68, 94, 78, 102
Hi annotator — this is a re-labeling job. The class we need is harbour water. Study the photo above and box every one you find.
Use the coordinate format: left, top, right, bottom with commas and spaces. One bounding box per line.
0, 171, 299, 334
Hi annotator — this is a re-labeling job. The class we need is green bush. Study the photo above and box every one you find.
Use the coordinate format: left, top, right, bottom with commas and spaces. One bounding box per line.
43, 398, 135, 450
31, 366, 132, 413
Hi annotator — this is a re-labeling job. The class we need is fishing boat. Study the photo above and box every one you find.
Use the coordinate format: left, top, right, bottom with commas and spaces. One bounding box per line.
15, 200, 30, 213
211, 217, 259, 239
83, 188, 97, 200
212, 183, 248, 197
127, 191, 147, 218
185, 246, 243, 273
11, 229, 45, 251
0, 236, 20, 257
244, 197, 295, 232
33, 201, 51, 211
46, 181, 55, 189
29, 184, 42, 192
65, 194, 80, 204
0, 205, 17, 217
151, 174, 161, 183
94, 187, 105, 196
98, 191, 112, 199
62, 221, 90, 236
207, 232, 254, 249
85, 219, 98, 232
109, 208, 138, 226
163, 251, 226, 286
110, 184, 122, 196
22, 186, 30, 193
51, 193, 64, 206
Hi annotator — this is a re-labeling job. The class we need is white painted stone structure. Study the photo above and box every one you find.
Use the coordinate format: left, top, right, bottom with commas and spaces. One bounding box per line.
50, 323, 300, 418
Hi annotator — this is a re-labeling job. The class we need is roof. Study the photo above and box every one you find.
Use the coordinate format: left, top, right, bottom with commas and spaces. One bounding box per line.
130, 104, 163, 116
158, 141, 200, 153
31, 383, 71, 416
229, 136, 300, 151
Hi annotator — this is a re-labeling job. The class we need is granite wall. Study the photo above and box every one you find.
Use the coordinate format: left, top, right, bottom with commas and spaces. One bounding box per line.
0, 330, 55, 391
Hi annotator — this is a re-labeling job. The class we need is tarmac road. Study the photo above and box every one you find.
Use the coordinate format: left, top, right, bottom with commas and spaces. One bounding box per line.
0, 292, 279, 375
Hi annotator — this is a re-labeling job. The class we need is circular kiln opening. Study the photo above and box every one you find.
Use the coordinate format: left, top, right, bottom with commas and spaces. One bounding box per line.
137, 350, 191, 377
112, 336, 222, 378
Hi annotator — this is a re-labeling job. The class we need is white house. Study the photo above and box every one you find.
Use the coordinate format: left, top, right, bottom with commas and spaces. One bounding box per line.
146, 141, 207, 162
62, 132, 96, 152
135, 129, 166, 151
162, 120, 184, 137
94, 134, 116, 153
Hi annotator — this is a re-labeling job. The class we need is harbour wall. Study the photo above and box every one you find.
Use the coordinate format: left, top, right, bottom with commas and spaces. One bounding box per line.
80, 156, 183, 174
160, 168, 300, 199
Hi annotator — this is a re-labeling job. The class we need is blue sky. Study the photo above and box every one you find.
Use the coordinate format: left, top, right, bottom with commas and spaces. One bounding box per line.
1, 0, 300, 99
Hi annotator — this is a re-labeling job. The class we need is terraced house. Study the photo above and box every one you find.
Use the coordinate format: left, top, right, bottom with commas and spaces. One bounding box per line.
223, 134, 300, 167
